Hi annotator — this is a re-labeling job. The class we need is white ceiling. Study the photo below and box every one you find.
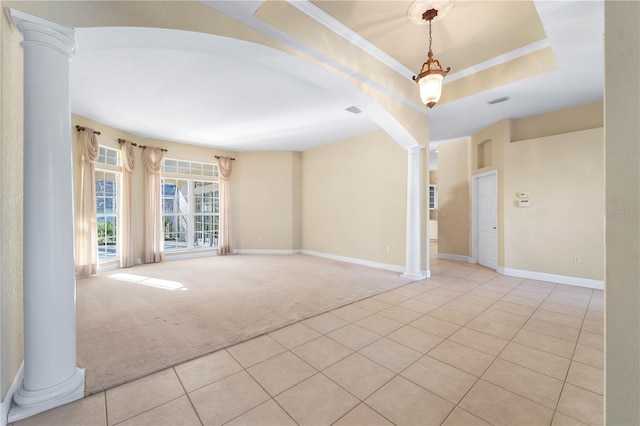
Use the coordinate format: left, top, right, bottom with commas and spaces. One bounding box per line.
69, 0, 604, 154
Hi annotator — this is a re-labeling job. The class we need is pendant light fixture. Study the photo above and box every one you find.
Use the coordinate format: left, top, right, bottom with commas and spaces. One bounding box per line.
412, 8, 450, 108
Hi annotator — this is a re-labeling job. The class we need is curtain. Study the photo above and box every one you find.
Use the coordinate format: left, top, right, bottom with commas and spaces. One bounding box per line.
120, 140, 136, 267
143, 147, 164, 263
76, 127, 99, 277
217, 156, 233, 255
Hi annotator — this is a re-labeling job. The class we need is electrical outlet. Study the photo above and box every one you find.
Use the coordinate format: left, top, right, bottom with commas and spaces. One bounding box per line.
573, 255, 582, 263
386, 246, 391, 253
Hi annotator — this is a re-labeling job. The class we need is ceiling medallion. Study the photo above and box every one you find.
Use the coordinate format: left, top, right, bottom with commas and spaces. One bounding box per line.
408, 0, 454, 25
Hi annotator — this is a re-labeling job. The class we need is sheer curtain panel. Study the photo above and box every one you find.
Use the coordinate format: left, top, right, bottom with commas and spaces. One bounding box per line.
120, 140, 136, 267
76, 127, 99, 277
217, 156, 233, 255
143, 147, 164, 263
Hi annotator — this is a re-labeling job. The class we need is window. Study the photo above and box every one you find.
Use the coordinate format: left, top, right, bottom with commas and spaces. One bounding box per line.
429, 185, 438, 210
161, 159, 219, 251
98, 145, 119, 166
96, 146, 120, 262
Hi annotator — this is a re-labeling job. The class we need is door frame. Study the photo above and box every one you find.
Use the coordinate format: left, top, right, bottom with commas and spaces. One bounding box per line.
471, 170, 498, 267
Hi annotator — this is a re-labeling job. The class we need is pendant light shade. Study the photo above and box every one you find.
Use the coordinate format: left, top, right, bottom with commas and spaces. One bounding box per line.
412, 8, 450, 109
415, 57, 448, 108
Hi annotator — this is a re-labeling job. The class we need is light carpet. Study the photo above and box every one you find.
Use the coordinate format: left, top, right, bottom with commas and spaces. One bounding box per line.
77, 254, 413, 394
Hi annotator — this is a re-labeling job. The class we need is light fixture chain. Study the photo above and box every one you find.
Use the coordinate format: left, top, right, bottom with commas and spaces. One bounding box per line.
429, 18, 433, 53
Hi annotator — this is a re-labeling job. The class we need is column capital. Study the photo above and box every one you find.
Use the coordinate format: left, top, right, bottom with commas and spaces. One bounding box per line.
405, 144, 426, 154
9, 9, 76, 57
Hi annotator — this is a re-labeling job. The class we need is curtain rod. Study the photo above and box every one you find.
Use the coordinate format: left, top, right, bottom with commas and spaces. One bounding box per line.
138, 144, 168, 152
117, 138, 137, 146
215, 156, 236, 161
75, 125, 101, 135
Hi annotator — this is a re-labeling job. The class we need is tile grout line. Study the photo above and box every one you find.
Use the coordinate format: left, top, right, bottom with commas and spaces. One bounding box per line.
222, 345, 295, 424
434, 277, 531, 426
432, 278, 560, 425
172, 366, 205, 426
357, 273, 515, 425
109, 393, 189, 426
103, 391, 109, 426
426, 268, 508, 426
550, 287, 597, 424
309, 277, 467, 425
221, 347, 302, 425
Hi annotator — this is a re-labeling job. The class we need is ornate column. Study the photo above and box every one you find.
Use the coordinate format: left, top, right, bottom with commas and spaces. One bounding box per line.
402, 145, 427, 280
8, 9, 84, 422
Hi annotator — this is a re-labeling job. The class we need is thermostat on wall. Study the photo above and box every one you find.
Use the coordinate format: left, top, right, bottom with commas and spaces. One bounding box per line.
518, 199, 531, 207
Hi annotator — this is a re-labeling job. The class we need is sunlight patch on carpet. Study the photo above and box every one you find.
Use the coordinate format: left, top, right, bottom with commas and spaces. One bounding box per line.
110, 273, 186, 291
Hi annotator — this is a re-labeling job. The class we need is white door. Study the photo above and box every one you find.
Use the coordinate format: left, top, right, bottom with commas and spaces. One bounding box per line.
477, 173, 498, 270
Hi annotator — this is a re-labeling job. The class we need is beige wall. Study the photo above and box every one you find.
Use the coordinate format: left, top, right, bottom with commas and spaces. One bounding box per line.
437, 112, 604, 279
233, 151, 300, 251
436, 138, 470, 257
302, 130, 407, 267
512, 101, 603, 142
605, 1, 640, 423
503, 128, 604, 279
0, 8, 24, 399
291, 152, 302, 250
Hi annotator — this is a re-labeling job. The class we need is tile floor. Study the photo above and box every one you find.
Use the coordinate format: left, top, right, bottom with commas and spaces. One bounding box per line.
13, 255, 604, 426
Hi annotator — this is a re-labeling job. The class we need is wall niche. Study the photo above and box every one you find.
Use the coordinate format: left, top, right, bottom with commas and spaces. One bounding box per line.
477, 138, 493, 169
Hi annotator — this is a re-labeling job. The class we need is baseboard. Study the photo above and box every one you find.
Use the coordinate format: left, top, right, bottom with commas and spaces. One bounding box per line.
97, 261, 120, 273
498, 267, 604, 290
301, 250, 405, 274
163, 249, 218, 261
1, 360, 23, 426
437, 253, 471, 262
234, 249, 302, 255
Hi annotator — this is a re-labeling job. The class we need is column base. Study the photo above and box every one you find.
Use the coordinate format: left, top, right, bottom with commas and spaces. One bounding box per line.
8, 368, 85, 423
401, 271, 428, 280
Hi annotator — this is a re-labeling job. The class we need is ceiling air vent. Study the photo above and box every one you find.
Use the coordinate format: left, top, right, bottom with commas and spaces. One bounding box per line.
487, 96, 511, 105
345, 106, 362, 114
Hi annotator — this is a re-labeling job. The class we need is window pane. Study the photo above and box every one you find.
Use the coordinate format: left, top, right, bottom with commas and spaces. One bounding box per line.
106, 217, 117, 236
163, 198, 174, 214
96, 197, 104, 214
176, 181, 188, 214
95, 176, 105, 196
163, 159, 178, 174
178, 161, 190, 174
191, 162, 202, 175
97, 216, 117, 261
104, 197, 114, 213
163, 215, 188, 250
106, 149, 119, 166
97, 146, 119, 166
162, 179, 177, 196
98, 146, 106, 164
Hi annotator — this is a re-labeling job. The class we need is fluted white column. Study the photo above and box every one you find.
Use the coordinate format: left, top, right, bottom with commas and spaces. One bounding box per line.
402, 145, 427, 280
8, 9, 84, 422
